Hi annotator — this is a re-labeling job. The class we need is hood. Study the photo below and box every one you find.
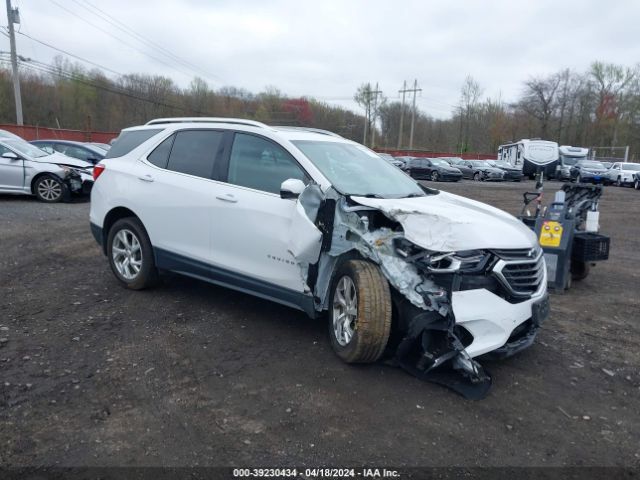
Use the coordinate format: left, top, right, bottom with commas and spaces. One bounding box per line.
351, 191, 537, 252
480, 166, 503, 173
33, 152, 93, 169
439, 165, 461, 173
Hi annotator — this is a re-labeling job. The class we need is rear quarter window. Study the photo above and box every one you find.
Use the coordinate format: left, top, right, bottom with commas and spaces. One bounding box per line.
105, 129, 163, 159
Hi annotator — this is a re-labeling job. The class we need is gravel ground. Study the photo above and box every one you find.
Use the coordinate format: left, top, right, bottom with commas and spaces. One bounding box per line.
0, 180, 639, 469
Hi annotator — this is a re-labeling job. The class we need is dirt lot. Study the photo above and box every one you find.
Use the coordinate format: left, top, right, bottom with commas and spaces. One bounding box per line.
1, 180, 639, 469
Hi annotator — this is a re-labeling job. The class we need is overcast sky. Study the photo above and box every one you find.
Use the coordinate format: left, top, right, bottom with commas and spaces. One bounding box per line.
5, 0, 640, 119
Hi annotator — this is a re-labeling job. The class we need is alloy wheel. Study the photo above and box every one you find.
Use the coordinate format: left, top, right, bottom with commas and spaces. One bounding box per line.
111, 229, 142, 280
431, 171, 439, 181
332, 276, 358, 347
37, 178, 62, 201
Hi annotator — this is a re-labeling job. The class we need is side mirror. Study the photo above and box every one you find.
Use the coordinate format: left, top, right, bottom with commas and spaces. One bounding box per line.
280, 178, 306, 199
1, 151, 19, 160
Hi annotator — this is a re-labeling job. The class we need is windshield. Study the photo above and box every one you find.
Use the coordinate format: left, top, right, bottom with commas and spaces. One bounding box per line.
579, 161, 605, 169
621, 163, 640, 171
430, 158, 450, 167
560, 155, 584, 166
3, 138, 50, 158
293, 140, 426, 198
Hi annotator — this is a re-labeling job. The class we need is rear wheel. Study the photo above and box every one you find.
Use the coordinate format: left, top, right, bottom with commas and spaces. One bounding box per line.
571, 259, 590, 281
431, 171, 439, 182
329, 260, 392, 363
34, 175, 64, 203
107, 217, 159, 290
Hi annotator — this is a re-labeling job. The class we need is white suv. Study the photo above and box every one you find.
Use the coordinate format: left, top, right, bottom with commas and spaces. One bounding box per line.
90, 118, 549, 393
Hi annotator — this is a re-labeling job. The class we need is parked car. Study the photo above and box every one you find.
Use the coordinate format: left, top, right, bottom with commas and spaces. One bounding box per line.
31, 140, 107, 165
570, 160, 609, 184
0, 130, 93, 202
457, 160, 505, 181
377, 152, 404, 168
487, 160, 524, 182
603, 162, 640, 187
404, 157, 462, 181
89, 118, 548, 393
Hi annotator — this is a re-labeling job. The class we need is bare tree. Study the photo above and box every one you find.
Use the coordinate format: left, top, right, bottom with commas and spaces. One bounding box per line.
519, 73, 562, 138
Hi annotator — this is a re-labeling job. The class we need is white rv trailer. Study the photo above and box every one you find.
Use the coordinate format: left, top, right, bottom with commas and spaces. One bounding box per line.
498, 139, 559, 178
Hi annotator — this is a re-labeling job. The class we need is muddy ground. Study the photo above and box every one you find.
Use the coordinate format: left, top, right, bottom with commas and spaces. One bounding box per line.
0, 180, 639, 469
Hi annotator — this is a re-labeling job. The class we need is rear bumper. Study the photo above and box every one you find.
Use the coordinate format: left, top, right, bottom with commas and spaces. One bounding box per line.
90, 222, 103, 250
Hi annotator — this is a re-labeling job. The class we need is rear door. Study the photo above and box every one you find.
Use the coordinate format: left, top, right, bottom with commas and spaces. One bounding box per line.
458, 161, 473, 178
209, 131, 311, 295
134, 129, 225, 273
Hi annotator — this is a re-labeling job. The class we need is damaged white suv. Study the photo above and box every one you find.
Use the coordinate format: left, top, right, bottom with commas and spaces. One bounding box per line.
90, 118, 549, 397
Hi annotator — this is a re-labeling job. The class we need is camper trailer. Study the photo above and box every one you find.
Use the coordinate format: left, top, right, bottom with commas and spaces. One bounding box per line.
498, 139, 559, 179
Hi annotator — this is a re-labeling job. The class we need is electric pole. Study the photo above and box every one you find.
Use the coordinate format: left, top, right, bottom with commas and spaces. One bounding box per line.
369, 82, 382, 148
5, 0, 23, 125
397, 80, 407, 149
408, 79, 421, 150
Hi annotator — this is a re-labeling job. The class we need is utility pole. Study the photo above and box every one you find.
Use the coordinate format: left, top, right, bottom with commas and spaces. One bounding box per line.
362, 84, 370, 146
369, 82, 382, 148
397, 80, 407, 149
5, 0, 23, 125
408, 79, 422, 150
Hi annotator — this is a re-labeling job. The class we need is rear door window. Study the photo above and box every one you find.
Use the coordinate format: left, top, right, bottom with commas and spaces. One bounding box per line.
166, 130, 224, 179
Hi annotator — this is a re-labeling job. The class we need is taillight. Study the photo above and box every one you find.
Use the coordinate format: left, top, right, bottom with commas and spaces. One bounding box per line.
93, 164, 105, 181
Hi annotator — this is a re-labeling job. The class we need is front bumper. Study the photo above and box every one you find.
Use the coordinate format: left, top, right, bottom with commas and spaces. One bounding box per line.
441, 172, 462, 181
578, 172, 606, 183
452, 288, 549, 358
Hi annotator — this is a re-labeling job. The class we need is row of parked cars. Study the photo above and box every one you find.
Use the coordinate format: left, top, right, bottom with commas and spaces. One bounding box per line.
0, 129, 111, 202
380, 153, 640, 189
378, 154, 524, 182
562, 159, 640, 188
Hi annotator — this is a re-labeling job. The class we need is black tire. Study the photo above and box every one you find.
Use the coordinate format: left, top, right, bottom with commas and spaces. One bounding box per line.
616, 177, 622, 187
473, 172, 481, 181
635, 180, 640, 190
571, 259, 590, 281
34, 174, 64, 203
107, 217, 159, 290
328, 260, 392, 364
431, 171, 439, 182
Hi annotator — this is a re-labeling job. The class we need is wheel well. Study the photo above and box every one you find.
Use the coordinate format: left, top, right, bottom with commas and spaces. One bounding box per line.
101, 207, 139, 254
30, 172, 59, 194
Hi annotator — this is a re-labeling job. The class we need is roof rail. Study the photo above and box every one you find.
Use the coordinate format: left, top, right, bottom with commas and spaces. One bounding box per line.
145, 117, 271, 129
274, 126, 343, 138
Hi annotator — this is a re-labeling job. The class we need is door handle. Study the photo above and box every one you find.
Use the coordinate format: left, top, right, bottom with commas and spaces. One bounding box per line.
216, 194, 238, 203
138, 174, 154, 182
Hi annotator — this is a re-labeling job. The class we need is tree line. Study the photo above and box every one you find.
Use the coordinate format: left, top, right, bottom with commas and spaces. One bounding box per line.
1, 57, 638, 159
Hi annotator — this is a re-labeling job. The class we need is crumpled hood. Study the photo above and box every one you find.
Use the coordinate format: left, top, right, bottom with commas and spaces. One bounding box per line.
351, 191, 538, 252
34, 152, 93, 169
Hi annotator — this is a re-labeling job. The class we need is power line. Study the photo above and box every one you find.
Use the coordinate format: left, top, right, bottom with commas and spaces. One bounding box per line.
75, 0, 223, 84
14, 30, 124, 77
48, 0, 199, 82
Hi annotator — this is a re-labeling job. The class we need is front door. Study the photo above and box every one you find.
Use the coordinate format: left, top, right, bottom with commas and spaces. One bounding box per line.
210, 132, 311, 296
0, 145, 24, 191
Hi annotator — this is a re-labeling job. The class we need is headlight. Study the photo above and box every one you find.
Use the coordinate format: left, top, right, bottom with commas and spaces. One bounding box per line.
394, 239, 490, 273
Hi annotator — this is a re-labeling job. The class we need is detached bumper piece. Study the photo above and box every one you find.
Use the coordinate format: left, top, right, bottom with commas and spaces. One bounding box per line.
393, 305, 492, 400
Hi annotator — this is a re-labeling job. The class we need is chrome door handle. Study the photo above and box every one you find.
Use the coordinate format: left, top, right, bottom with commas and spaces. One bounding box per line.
216, 194, 237, 203
138, 174, 154, 182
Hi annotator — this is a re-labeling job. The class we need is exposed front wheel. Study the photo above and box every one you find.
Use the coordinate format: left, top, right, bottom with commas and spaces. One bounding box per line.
34, 175, 64, 203
107, 217, 159, 290
329, 260, 392, 363
616, 177, 622, 187
473, 172, 481, 181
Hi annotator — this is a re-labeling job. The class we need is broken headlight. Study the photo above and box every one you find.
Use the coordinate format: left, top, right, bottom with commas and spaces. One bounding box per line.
394, 238, 490, 274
